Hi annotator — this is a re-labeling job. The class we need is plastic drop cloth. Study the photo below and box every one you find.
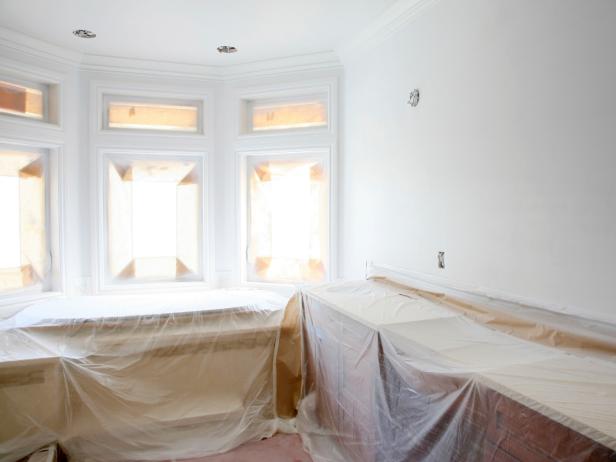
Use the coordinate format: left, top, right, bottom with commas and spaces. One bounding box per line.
0, 289, 289, 462
296, 279, 616, 462
4, 279, 616, 462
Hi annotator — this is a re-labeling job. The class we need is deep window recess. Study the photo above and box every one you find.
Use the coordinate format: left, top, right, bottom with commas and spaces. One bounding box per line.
0, 80, 46, 121
104, 154, 204, 284
104, 96, 202, 133
244, 154, 329, 283
242, 94, 328, 133
0, 148, 49, 293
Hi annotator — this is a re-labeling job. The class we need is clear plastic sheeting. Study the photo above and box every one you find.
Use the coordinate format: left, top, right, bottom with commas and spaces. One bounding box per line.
0, 289, 288, 462
4, 279, 616, 462
297, 279, 616, 462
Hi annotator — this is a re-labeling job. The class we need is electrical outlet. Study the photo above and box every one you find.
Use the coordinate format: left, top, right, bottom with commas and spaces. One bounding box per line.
437, 251, 445, 269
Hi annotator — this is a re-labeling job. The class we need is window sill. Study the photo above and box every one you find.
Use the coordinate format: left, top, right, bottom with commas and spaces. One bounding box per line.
241, 280, 295, 295
0, 291, 63, 320
95, 280, 212, 295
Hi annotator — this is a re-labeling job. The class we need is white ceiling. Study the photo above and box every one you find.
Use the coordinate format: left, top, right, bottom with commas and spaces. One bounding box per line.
0, 0, 397, 65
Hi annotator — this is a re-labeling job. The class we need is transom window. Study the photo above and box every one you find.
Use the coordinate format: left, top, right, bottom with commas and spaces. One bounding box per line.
0, 79, 45, 121
241, 93, 329, 134
103, 153, 204, 285
0, 147, 49, 293
103, 95, 202, 133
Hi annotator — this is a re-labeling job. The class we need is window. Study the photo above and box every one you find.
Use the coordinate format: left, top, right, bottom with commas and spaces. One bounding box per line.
103, 95, 202, 133
103, 153, 204, 285
242, 94, 328, 133
238, 81, 336, 285
0, 80, 46, 120
243, 153, 329, 284
0, 148, 49, 293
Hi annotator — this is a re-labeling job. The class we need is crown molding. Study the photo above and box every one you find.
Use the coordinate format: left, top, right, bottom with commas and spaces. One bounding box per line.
80, 50, 341, 81
0, 26, 341, 82
0, 1, 441, 79
79, 53, 224, 81
0, 26, 81, 67
222, 51, 341, 81
337, 0, 439, 62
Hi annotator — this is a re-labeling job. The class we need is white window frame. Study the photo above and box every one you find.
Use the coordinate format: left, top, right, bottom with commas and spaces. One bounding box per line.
90, 79, 215, 294
238, 147, 333, 288
98, 89, 207, 137
0, 71, 62, 127
0, 139, 65, 305
95, 148, 210, 293
237, 84, 333, 138
233, 77, 339, 289
0, 77, 48, 121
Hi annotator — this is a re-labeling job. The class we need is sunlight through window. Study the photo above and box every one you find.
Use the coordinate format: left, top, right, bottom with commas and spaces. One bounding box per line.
0, 176, 21, 269
107, 101, 199, 132
0, 80, 44, 120
106, 156, 202, 284
246, 156, 328, 283
0, 149, 47, 292
251, 101, 327, 131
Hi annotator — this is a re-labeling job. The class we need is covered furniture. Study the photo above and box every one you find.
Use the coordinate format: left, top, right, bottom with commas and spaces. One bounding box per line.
0, 290, 288, 462
297, 279, 616, 462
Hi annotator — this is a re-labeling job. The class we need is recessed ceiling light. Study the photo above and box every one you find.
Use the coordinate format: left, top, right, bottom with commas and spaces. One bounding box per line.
73, 29, 96, 39
217, 45, 237, 54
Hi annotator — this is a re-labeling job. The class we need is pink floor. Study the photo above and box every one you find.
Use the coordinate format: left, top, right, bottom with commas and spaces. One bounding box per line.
175, 434, 313, 462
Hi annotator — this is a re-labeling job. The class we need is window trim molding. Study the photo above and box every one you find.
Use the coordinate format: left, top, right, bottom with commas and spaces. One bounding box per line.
234, 78, 337, 140
0, 61, 64, 130
93, 83, 211, 139
237, 146, 335, 287
231, 75, 340, 289
94, 147, 211, 293
0, 76, 49, 122
241, 91, 329, 136
102, 93, 204, 135
0, 137, 66, 305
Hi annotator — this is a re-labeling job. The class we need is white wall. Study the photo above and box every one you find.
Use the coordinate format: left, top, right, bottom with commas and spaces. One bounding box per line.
340, 0, 616, 322
0, 27, 340, 300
